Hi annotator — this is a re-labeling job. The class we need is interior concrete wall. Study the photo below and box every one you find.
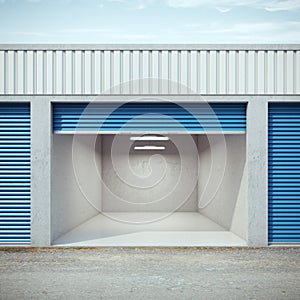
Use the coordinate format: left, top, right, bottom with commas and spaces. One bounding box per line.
51, 134, 101, 242
197, 134, 247, 240
101, 134, 198, 212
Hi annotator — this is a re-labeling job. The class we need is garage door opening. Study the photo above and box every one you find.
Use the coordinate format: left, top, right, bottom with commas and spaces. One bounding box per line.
51, 132, 247, 246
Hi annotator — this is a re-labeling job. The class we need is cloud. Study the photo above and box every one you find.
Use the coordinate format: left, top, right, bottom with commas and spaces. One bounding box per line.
135, 3, 146, 9
58, 28, 157, 40
178, 20, 300, 42
216, 6, 231, 13
103, 0, 154, 10
61, 28, 114, 34
3, 31, 50, 37
106, 0, 126, 2
133, 0, 155, 9
120, 33, 158, 39
264, 0, 300, 11
166, 0, 300, 11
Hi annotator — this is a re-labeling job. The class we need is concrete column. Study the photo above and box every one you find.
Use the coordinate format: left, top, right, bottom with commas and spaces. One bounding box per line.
31, 98, 52, 246
247, 99, 268, 246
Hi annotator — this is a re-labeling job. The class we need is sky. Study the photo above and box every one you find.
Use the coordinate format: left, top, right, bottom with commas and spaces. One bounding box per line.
0, 0, 300, 43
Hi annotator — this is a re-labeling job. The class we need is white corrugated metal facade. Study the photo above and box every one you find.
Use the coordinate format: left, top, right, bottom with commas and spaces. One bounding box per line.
0, 44, 299, 95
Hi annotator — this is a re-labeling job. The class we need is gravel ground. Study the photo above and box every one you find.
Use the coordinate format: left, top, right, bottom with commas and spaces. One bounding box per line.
0, 247, 299, 300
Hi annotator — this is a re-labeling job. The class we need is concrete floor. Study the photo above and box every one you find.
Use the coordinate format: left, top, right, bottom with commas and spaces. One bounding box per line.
53, 212, 246, 247
0, 248, 299, 300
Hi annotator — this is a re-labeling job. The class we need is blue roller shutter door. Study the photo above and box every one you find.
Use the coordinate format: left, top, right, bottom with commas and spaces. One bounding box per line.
0, 103, 30, 244
53, 103, 246, 133
269, 103, 300, 243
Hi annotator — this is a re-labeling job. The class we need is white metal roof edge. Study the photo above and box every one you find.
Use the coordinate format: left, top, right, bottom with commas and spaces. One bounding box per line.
0, 44, 299, 51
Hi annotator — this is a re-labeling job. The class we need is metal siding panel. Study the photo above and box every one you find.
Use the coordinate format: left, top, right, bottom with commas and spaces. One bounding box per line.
74, 51, 82, 94
257, 51, 265, 94
276, 51, 284, 94
0, 51, 4, 94
122, 51, 130, 94
228, 51, 236, 94
1, 48, 299, 95
247, 51, 255, 94
177, 51, 181, 94
295, 51, 300, 94
0, 103, 30, 244
80, 51, 85, 94
267, 51, 275, 94
53, 103, 246, 133
7, 51, 14, 94
286, 51, 294, 94
269, 103, 300, 243
36, 51, 43, 94
161, 50, 169, 94
209, 51, 217, 94
199, 51, 207, 93
94, 51, 101, 94
190, 51, 197, 94
45, 51, 53, 94
55, 51, 63, 94
131, 50, 138, 94
169, 51, 178, 94
112, 51, 120, 94
140, 51, 148, 94
218, 51, 226, 94
65, 51, 72, 94
13, 51, 18, 94
237, 51, 245, 94
151, 50, 159, 94
129, 50, 133, 94
26, 51, 34, 94
83, 50, 91, 94
16, 51, 24, 94
179, 51, 187, 94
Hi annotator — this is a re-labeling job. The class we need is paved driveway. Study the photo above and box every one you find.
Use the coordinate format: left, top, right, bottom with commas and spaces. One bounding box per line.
0, 248, 299, 299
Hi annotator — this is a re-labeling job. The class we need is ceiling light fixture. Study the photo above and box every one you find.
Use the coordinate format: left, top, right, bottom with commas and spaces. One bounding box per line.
134, 146, 166, 151
130, 136, 169, 141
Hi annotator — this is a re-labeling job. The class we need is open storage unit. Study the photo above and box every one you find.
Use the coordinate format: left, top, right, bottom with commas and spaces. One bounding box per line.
51, 102, 247, 246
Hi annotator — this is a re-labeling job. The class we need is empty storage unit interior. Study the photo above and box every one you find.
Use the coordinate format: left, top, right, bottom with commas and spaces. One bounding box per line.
0, 44, 299, 247
51, 102, 247, 246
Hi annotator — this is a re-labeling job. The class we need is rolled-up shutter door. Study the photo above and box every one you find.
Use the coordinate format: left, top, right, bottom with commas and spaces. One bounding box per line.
53, 103, 246, 133
0, 103, 30, 244
269, 103, 300, 243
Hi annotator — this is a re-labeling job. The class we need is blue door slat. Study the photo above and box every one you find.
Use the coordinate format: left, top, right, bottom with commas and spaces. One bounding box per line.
53, 103, 246, 133
269, 103, 300, 243
0, 104, 30, 244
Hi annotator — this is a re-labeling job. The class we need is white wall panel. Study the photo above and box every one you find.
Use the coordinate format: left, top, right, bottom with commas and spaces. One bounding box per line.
211, 50, 217, 94
228, 51, 236, 94
247, 51, 255, 94
266, 51, 274, 94
286, 50, 294, 94
218, 51, 226, 94
36, 50, 43, 94
6, 51, 14, 94
16, 51, 23, 94
276, 51, 284, 94
199, 50, 207, 94
0, 46, 299, 95
297, 51, 300, 94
